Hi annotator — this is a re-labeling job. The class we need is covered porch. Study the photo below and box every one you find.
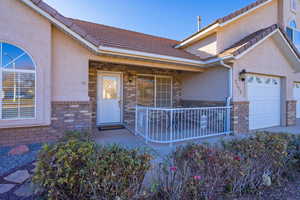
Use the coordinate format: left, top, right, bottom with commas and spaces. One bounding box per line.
89, 60, 231, 144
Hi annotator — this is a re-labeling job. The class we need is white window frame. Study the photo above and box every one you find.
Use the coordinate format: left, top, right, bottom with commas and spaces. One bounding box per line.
287, 20, 300, 51
0, 42, 37, 120
0, 43, 2, 120
291, 0, 297, 12
136, 74, 173, 108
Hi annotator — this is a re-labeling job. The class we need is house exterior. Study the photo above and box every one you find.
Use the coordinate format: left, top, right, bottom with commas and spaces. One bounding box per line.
1, 0, 300, 146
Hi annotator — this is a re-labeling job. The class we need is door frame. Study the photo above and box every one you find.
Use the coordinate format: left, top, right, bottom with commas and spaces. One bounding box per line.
96, 71, 123, 126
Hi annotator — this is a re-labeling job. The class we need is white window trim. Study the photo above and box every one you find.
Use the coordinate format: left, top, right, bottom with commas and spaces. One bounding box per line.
287, 21, 300, 51
291, 0, 297, 13
0, 42, 37, 121
136, 74, 173, 108
0, 43, 2, 120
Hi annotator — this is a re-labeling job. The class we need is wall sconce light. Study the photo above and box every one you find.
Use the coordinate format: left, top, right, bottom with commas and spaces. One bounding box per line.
239, 69, 247, 82
128, 73, 134, 83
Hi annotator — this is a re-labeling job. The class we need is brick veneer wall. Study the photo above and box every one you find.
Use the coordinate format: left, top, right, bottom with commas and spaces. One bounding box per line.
180, 100, 226, 107
232, 101, 249, 134
0, 101, 92, 146
89, 61, 182, 131
286, 100, 297, 126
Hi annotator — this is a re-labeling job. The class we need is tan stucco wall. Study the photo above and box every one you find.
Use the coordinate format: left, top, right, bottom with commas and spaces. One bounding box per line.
217, 0, 278, 53
181, 66, 229, 102
0, 0, 52, 128
52, 28, 91, 101
185, 34, 217, 59
232, 37, 300, 102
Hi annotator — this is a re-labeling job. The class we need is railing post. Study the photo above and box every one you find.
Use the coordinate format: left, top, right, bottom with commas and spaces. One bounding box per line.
135, 105, 138, 136
226, 106, 231, 135
170, 109, 173, 147
145, 107, 149, 144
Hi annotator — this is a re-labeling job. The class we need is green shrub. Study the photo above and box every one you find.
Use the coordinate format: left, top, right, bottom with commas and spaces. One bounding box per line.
33, 138, 152, 200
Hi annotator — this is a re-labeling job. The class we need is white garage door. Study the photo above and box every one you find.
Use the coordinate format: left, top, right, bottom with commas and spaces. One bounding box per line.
294, 83, 300, 118
247, 75, 281, 130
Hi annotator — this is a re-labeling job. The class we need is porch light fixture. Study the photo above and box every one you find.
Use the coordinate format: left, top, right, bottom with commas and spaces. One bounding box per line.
128, 73, 134, 83
239, 69, 247, 82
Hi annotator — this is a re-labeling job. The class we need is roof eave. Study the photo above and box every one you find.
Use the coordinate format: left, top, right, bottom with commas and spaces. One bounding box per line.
233, 29, 300, 72
176, 0, 273, 49
20, 0, 235, 69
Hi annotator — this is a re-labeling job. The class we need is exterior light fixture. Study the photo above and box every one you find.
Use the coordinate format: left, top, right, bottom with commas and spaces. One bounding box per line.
128, 73, 134, 83
239, 69, 247, 82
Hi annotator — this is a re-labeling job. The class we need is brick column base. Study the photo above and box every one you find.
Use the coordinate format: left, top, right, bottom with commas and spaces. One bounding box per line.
232, 101, 249, 134
286, 100, 296, 126
0, 101, 92, 146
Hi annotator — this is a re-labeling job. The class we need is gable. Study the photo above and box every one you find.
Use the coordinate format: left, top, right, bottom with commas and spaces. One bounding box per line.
217, 0, 278, 53
177, 0, 275, 48
235, 37, 296, 76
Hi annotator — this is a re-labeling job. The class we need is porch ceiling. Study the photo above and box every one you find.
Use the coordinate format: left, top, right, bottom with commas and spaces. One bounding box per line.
90, 54, 205, 72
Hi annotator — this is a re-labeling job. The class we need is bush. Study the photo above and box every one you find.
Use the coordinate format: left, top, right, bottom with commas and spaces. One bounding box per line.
153, 133, 300, 200
33, 138, 152, 200
154, 144, 248, 200
286, 134, 300, 170
223, 132, 294, 187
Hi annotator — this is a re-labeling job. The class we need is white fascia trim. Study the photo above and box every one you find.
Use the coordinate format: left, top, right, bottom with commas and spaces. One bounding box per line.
98, 45, 206, 65
219, 0, 273, 27
98, 45, 232, 66
276, 30, 300, 62
234, 30, 277, 59
176, 0, 273, 49
175, 23, 219, 48
21, 0, 99, 52
235, 29, 300, 61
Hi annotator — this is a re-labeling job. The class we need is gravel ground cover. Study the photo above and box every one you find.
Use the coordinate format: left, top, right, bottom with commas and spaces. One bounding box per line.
0, 162, 37, 200
0, 144, 42, 176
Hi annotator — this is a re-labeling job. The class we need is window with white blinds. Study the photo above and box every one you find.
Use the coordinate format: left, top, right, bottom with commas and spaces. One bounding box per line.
137, 75, 172, 108
0, 43, 36, 120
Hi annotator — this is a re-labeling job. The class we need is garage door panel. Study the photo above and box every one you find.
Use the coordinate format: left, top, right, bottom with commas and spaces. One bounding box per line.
247, 75, 281, 130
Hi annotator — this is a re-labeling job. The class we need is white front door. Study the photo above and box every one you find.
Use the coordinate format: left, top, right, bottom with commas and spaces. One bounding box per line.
247, 75, 281, 130
97, 73, 122, 125
294, 83, 300, 118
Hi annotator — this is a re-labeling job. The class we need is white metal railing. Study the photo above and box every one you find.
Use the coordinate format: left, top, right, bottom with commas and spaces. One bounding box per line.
135, 106, 232, 144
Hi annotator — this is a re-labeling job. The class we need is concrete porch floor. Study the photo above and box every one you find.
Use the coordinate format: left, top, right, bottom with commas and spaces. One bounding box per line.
94, 119, 300, 158
94, 129, 249, 158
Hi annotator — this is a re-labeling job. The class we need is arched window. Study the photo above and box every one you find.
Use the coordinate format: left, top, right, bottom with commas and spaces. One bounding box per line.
0, 42, 36, 119
291, 0, 297, 12
290, 20, 297, 28
287, 20, 300, 51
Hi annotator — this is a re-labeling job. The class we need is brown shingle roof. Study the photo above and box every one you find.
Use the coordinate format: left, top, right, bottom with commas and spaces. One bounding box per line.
28, 0, 202, 61
69, 19, 202, 60
218, 24, 300, 59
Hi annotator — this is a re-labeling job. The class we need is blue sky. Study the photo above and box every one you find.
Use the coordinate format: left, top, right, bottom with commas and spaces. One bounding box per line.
43, 0, 256, 41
